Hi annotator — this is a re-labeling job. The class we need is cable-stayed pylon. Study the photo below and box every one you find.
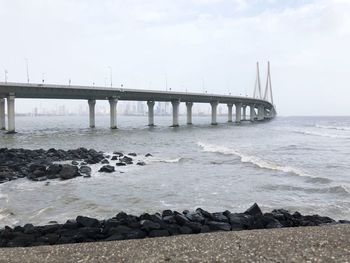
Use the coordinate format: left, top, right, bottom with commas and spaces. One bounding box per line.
263, 61, 274, 105
253, 62, 262, 99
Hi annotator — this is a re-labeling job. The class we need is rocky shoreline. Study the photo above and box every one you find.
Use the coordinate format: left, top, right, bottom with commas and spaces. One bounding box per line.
0, 148, 150, 184
0, 203, 349, 248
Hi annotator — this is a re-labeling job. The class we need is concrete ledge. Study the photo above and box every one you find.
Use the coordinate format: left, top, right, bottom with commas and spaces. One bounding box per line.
0, 224, 349, 263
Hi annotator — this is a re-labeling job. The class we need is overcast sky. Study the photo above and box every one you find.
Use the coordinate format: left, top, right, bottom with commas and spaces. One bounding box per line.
0, 0, 349, 116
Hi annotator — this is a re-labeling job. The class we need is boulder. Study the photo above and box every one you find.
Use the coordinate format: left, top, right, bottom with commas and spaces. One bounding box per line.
244, 203, 263, 217
76, 216, 100, 228
136, 161, 146, 166
120, 156, 133, 164
211, 212, 229, 223
79, 166, 92, 176
185, 211, 206, 224
145, 153, 153, 157
101, 159, 110, 164
98, 165, 115, 173
228, 213, 254, 230
128, 153, 137, 156
113, 152, 124, 157
115, 162, 126, 166
59, 164, 80, 180
206, 221, 231, 231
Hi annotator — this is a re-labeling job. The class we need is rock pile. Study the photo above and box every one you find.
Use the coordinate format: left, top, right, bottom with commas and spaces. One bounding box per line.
0, 148, 149, 184
0, 203, 348, 248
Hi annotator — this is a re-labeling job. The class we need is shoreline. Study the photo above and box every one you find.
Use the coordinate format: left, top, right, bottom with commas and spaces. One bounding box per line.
0, 203, 349, 248
1, 224, 349, 262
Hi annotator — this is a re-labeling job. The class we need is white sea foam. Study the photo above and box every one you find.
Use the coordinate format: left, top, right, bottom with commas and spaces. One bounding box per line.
294, 130, 350, 139
315, 124, 350, 131
197, 142, 332, 183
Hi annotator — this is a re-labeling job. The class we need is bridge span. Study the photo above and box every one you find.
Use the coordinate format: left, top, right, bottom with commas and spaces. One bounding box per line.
0, 64, 276, 133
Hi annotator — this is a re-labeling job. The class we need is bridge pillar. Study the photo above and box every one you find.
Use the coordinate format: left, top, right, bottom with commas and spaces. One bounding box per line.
186, 102, 193, 125
242, 105, 247, 120
258, 105, 264, 121
7, 94, 15, 133
250, 105, 256, 122
210, 101, 218, 125
108, 98, 118, 129
147, 101, 155, 126
227, 103, 233, 123
0, 98, 5, 130
235, 103, 242, 123
171, 100, 180, 127
88, 99, 96, 128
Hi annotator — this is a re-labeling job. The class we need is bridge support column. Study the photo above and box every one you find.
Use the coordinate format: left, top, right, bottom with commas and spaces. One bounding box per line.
88, 99, 96, 128
147, 101, 155, 126
108, 98, 118, 129
171, 100, 180, 127
250, 105, 256, 122
235, 103, 242, 123
0, 98, 5, 130
243, 105, 247, 120
258, 105, 264, 121
186, 102, 193, 125
210, 101, 218, 125
7, 94, 15, 133
227, 103, 233, 123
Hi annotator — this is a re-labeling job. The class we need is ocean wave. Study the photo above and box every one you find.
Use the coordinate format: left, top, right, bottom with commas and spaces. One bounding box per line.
197, 142, 332, 183
294, 130, 350, 139
263, 184, 350, 196
316, 124, 350, 131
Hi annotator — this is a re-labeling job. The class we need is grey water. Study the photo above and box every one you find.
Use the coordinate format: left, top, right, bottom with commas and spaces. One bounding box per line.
0, 115, 350, 226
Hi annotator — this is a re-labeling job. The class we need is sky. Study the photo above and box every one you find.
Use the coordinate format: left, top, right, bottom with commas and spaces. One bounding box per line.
0, 0, 349, 116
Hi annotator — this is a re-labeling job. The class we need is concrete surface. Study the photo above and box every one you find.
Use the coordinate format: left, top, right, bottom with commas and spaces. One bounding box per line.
0, 224, 349, 263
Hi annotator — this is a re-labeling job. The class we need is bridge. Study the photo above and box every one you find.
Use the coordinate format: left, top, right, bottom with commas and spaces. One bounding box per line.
0, 62, 276, 133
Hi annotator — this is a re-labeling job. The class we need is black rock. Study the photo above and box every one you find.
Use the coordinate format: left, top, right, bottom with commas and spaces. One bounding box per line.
149, 229, 170, 238
128, 153, 137, 156
111, 156, 119, 161
71, 160, 79, 166
59, 164, 80, 180
162, 210, 173, 218
185, 211, 206, 224
145, 153, 153, 157
244, 203, 263, 217
101, 159, 110, 164
179, 226, 192, 234
206, 221, 231, 231
211, 212, 229, 223
115, 162, 126, 166
124, 229, 147, 239
140, 220, 161, 232
7, 233, 36, 247
46, 164, 62, 176
98, 165, 115, 173
113, 152, 124, 157
76, 216, 100, 228
174, 214, 190, 225
79, 166, 92, 176
196, 208, 213, 220
37, 233, 59, 245
136, 161, 146, 166
227, 213, 254, 230
120, 156, 133, 164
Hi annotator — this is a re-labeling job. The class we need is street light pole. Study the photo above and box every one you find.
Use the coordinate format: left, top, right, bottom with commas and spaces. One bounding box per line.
25, 58, 30, 83
109, 66, 113, 87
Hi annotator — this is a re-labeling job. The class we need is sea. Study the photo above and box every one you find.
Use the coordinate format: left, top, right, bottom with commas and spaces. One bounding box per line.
0, 115, 349, 227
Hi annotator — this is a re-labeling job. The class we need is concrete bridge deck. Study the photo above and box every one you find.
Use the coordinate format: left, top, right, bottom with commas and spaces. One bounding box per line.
0, 82, 276, 133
